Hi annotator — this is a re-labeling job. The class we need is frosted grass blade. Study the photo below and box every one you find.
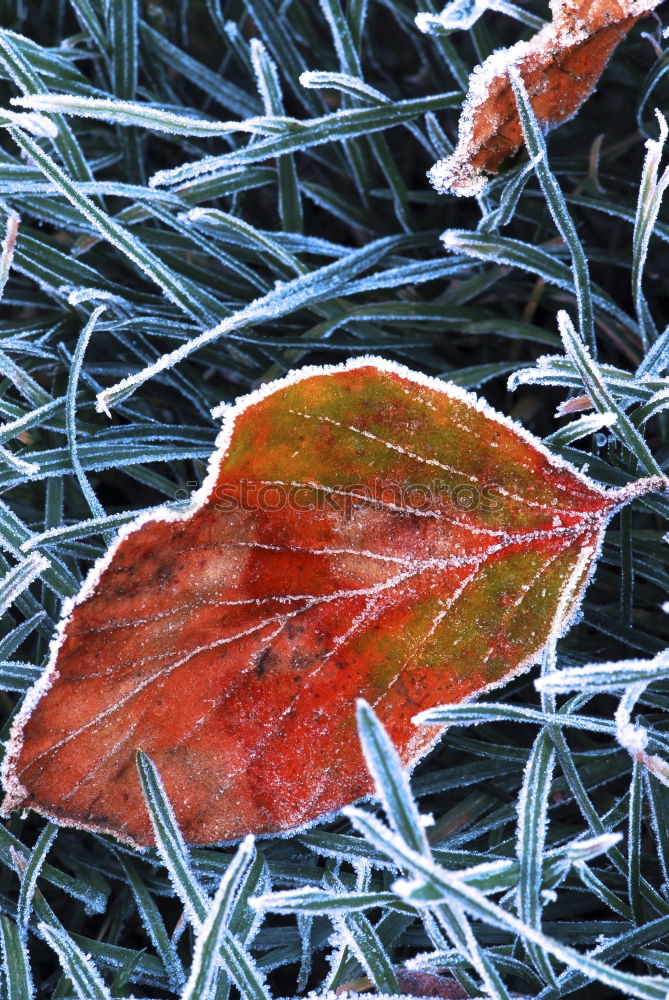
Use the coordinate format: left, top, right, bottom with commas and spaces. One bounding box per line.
0, 661, 42, 693
17, 822, 57, 928
0, 501, 77, 601
557, 311, 663, 475
110, 0, 141, 180
251, 39, 303, 232
149, 93, 461, 188
66, 306, 107, 521
356, 700, 430, 856
95, 236, 400, 409
509, 68, 595, 355
138, 21, 260, 118
0, 553, 50, 617
110, 0, 137, 102
20, 505, 183, 550
544, 412, 617, 447
633, 388, 669, 426
183, 207, 301, 275
0, 826, 107, 913
213, 931, 270, 1000
645, 774, 669, 893
0, 915, 33, 1000
317, 0, 380, 216
516, 731, 557, 984
118, 856, 185, 990
7, 127, 212, 324
415, 703, 615, 735
136, 751, 208, 927
337, 911, 399, 993
242, 0, 319, 112
13, 94, 282, 137
300, 70, 389, 104
628, 759, 644, 922
346, 808, 669, 1000
354, 710, 510, 1000
632, 112, 669, 348
536, 651, 669, 693
478, 158, 537, 233
38, 922, 112, 1000
441, 231, 629, 329
0, 445, 39, 478
535, 914, 669, 1000
69, 0, 109, 57
182, 837, 266, 1000
252, 887, 406, 913
0, 349, 51, 408
0, 30, 96, 193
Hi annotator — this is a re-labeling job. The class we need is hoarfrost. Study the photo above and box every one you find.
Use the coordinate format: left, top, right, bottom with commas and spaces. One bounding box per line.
416, 0, 487, 35
428, 0, 661, 196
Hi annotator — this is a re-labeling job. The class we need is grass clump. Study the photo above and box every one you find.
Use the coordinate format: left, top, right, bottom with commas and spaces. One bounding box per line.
0, 1, 668, 998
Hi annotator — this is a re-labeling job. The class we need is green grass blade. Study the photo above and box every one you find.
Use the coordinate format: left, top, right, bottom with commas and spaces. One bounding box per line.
516, 731, 557, 985
94, 235, 403, 409
65, 305, 107, 522
149, 92, 461, 188
251, 39, 303, 232
13, 93, 276, 137
356, 699, 430, 857
347, 807, 669, 1000
508, 67, 595, 355
8, 127, 213, 324
536, 651, 669, 693
338, 911, 399, 993
17, 822, 58, 928
632, 112, 669, 348
557, 311, 663, 475
182, 837, 267, 1000
0, 915, 33, 1000
118, 855, 185, 990
136, 750, 209, 927
0, 29, 97, 192
0, 553, 50, 617
38, 922, 112, 1000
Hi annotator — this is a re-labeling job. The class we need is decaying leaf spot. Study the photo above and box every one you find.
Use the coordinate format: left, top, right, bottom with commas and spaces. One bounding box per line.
2, 357, 665, 847
429, 0, 662, 197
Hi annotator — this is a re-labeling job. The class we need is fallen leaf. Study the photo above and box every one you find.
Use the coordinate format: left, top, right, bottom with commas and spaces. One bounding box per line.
429, 0, 662, 197
336, 968, 471, 998
2, 357, 665, 846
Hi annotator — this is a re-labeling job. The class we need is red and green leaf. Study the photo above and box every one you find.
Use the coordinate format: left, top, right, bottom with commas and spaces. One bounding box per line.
2, 358, 664, 846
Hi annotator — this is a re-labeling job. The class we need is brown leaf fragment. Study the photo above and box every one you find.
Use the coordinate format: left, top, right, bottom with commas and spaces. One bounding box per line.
335, 969, 470, 999
429, 0, 663, 197
555, 394, 594, 416
395, 970, 471, 999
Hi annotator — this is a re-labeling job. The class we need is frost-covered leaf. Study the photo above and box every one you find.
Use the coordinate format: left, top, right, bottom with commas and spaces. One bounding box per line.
429, 0, 662, 196
2, 358, 667, 846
